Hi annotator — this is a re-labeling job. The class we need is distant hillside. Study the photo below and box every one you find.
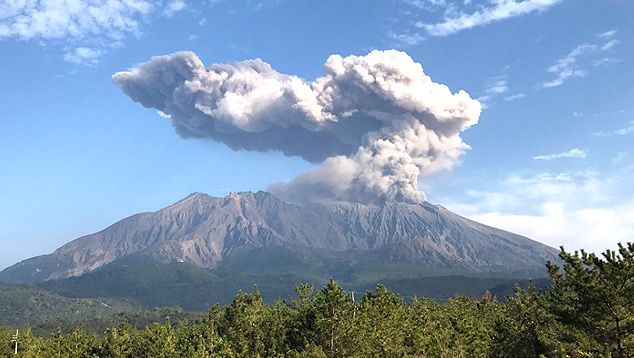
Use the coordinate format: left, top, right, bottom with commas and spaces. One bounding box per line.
0, 282, 136, 328
32, 307, 203, 336
37, 259, 328, 311
0, 191, 560, 285
37, 257, 551, 311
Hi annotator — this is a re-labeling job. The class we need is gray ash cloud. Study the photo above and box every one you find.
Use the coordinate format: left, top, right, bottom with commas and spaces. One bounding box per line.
113, 50, 481, 205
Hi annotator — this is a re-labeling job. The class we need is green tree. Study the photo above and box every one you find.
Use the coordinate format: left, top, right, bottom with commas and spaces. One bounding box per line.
545, 243, 634, 358
490, 283, 562, 358
411, 295, 494, 358
174, 310, 227, 358
286, 283, 317, 352
0, 326, 16, 356
101, 322, 134, 358
131, 319, 178, 358
310, 279, 359, 358
358, 285, 410, 358
14, 325, 47, 358
219, 286, 288, 357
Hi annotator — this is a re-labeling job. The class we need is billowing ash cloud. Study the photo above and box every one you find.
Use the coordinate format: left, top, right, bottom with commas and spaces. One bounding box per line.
113, 50, 481, 205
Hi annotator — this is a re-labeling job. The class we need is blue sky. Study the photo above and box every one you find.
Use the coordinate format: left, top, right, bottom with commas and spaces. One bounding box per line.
1, 0, 632, 269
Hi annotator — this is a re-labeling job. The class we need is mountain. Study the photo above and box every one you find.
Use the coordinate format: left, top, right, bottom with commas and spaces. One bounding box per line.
0, 191, 559, 286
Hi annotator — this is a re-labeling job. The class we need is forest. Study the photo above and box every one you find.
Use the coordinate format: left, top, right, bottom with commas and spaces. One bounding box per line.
1, 243, 633, 358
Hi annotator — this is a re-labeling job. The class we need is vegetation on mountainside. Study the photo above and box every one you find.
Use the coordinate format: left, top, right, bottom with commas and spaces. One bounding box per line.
0, 283, 202, 336
0, 283, 137, 328
1, 243, 633, 358
36, 260, 547, 311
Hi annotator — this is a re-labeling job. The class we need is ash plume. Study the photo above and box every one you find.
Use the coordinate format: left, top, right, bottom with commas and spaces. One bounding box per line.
113, 50, 481, 205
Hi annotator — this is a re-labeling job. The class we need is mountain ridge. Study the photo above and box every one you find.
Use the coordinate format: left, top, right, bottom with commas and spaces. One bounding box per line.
0, 191, 559, 284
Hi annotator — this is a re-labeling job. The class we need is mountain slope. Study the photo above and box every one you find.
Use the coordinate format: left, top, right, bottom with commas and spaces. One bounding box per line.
37, 257, 551, 310
0, 282, 136, 328
0, 191, 559, 284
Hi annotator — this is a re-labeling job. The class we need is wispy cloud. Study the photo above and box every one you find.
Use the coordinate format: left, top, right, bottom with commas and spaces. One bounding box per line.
503, 93, 526, 101
403, 0, 451, 11
164, 0, 188, 16
533, 148, 587, 161
594, 57, 623, 67
0, 0, 195, 65
476, 74, 526, 107
593, 121, 634, 137
596, 29, 618, 39
416, 0, 562, 37
541, 32, 622, 88
0, 0, 153, 41
601, 39, 620, 51
541, 44, 594, 88
62, 47, 102, 66
388, 31, 425, 46
476, 77, 509, 108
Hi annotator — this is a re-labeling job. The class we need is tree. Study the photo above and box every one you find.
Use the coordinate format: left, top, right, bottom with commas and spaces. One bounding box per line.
0, 326, 16, 356
409, 294, 495, 358
310, 280, 359, 358
545, 243, 634, 358
286, 283, 317, 352
358, 285, 410, 357
219, 286, 289, 357
490, 283, 561, 358
101, 321, 134, 358
174, 310, 226, 358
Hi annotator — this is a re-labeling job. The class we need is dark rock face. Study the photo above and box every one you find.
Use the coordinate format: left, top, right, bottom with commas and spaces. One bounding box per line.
0, 191, 560, 283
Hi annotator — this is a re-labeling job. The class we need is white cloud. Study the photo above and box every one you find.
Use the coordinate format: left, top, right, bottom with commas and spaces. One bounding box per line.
593, 121, 634, 137
404, 0, 450, 9
0, 0, 153, 41
164, 0, 188, 16
601, 39, 620, 51
468, 203, 634, 253
547, 44, 595, 73
503, 93, 526, 101
443, 169, 634, 253
541, 44, 595, 88
476, 77, 510, 108
541, 69, 588, 88
533, 148, 586, 161
594, 57, 623, 67
484, 80, 509, 95
63, 47, 102, 66
0, 0, 196, 65
541, 35, 622, 88
388, 31, 425, 46
596, 29, 618, 39
416, 0, 562, 37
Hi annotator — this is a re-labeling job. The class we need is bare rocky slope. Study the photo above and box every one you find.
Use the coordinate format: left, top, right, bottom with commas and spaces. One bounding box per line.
0, 191, 560, 284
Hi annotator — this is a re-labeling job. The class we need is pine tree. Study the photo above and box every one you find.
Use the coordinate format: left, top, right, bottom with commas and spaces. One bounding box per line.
310, 279, 359, 358
358, 285, 410, 358
545, 243, 634, 358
